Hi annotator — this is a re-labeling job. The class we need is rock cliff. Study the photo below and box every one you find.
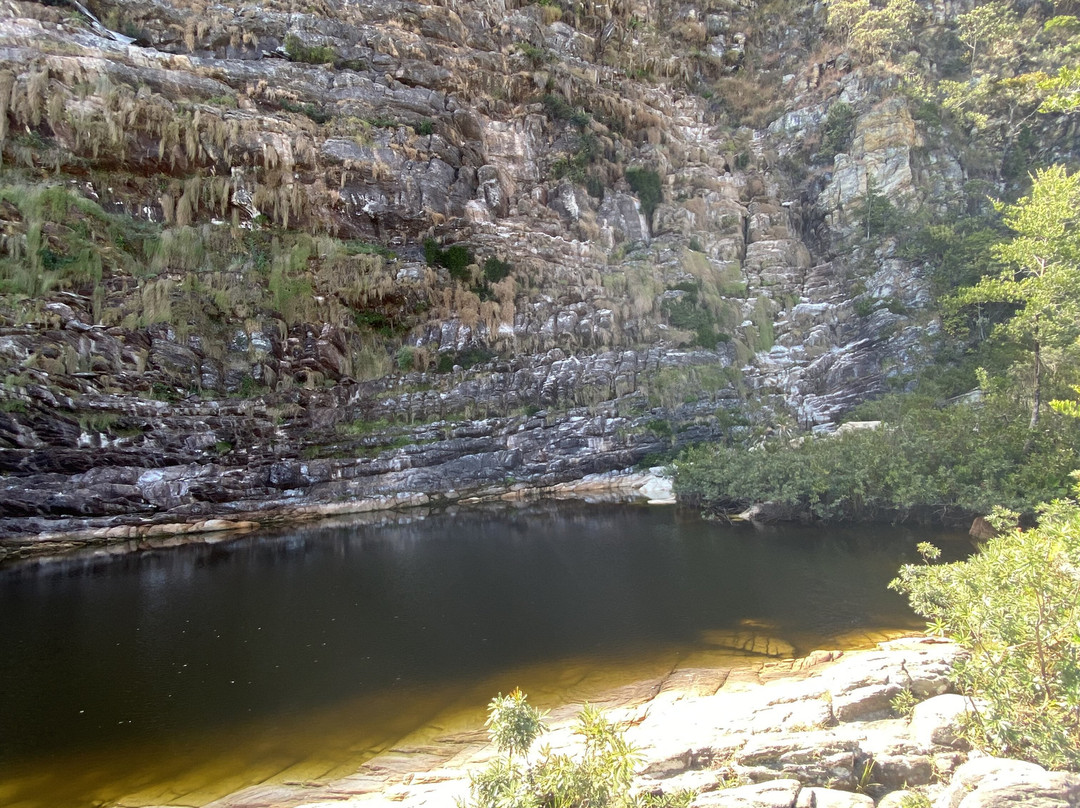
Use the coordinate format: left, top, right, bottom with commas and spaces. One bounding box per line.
0, 0, 1075, 554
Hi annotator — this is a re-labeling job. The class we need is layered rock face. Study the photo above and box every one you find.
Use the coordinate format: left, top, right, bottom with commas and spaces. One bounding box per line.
0, 0, 1042, 550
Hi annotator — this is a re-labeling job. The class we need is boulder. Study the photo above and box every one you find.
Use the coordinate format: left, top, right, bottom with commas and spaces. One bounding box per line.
969, 517, 998, 542
794, 787, 874, 808
878, 791, 925, 808
935, 757, 1080, 808
910, 694, 971, 749
693, 778, 803, 807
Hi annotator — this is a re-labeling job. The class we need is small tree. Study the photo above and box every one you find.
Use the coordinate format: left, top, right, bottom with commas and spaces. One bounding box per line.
854, 176, 904, 240
464, 690, 691, 808
830, 0, 923, 60
1038, 64, 1080, 113
950, 165, 1080, 432
891, 491, 1080, 769
955, 2, 1019, 65
485, 688, 548, 761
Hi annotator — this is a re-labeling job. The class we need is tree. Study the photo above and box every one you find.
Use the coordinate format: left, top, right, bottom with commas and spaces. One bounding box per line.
891, 491, 1080, 769
955, 2, 1019, 65
855, 176, 904, 240
950, 165, 1080, 432
1038, 64, 1080, 112
827, 0, 871, 43
848, 0, 923, 60
464, 689, 691, 808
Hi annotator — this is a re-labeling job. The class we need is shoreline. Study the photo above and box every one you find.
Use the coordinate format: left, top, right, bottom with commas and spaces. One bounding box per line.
199, 634, 966, 808
0, 468, 676, 567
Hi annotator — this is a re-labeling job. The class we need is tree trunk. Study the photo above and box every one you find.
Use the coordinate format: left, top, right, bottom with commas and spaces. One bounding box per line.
1024, 338, 1041, 454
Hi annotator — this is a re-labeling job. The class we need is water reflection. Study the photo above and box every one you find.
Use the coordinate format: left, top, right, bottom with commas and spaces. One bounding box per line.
0, 502, 967, 808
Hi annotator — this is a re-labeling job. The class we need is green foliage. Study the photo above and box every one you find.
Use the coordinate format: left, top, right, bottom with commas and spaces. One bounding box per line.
673, 394, 1080, 521
279, 99, 332, 124
237, 375, 259, 398
625, 167, 663, 224
1051, 385, 1080, 419
466, 691, 687, 808
283, 34, 337, 65
818, 102, 856, 163
1037, 64, 1080, 112
663, 283, 726, 348
853, 296, 876, 318
550, 132, 601, 184
435, 346, 494, 373
0, 183, 143, 298
542, 93, 590, 127
485, 689, 548, 759
891, 490, 1080, 768
955, 2, 1020, 66
517, 42, 552, 67
424, 239, 474, 281
414, 119, 435, 136
948, 165, 1080, 428
337, 416, 391, 436
354, 309, 402, 337
645, 365, 740, 409
890, 689, 918, 717
895, 795, 931, 808
827, 0, 924, 60
149, 381, 180, 402
396, 345, 416, 372
645, 418, 673, 437
855, 178, 906, 240
900, 216, 1004, 299
483, 256, 512, 283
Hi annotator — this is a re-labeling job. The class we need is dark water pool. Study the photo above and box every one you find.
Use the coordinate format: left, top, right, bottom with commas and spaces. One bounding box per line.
0, 502, 966, 807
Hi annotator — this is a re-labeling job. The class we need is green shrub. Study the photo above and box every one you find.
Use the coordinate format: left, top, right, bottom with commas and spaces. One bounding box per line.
550, 132, 601, 184
483, 256, 512, 283
354, 309, 400, 337
464, 689, 692, 808
542, 92, 590, 127
423, 239, 474, 281
441, 246, 472, 280
663, 291, 726, 348
673, 394, 1080, 521
396, 345, 415, 371
435, 346, 494, 373
517, 42, 551, 67
423, 238, 441, 267
854, 297, 876, 318
585, 174, 606, 199
892, 492, 1080, 769
279, 99, 332, 124
283, 34, 336, 65
818, 101, 856, 163
645, 418, 673, 437
625, 167, 663, 223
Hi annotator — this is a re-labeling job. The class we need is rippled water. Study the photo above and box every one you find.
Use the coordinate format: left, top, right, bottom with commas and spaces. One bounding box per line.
0, 502, 966, 807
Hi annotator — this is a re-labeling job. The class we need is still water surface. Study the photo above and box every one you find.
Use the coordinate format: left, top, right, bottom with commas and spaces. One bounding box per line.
0, 502, 964, 808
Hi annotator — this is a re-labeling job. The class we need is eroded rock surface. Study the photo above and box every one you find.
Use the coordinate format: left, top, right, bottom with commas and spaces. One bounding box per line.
0, 0, 1074, 551
180, 636, 1068, 808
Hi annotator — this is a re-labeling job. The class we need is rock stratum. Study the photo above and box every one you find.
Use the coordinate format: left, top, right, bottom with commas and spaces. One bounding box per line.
0, 0, 1075, 555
